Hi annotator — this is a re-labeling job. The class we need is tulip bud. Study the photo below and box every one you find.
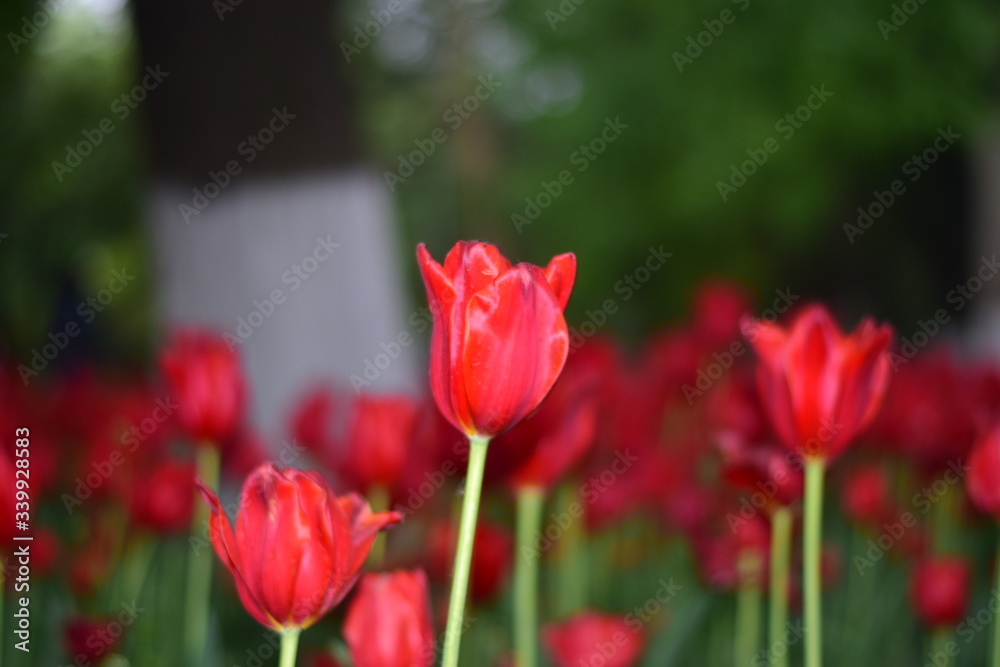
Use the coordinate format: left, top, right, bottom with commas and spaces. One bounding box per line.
542, 610, 645, 667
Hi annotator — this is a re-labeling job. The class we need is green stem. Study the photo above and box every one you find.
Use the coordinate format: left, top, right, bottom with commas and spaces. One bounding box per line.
1, 556, 5, 667
932, 628, 952, 667
515, 487, 545, 667
992, 535, 1000, 667
735, 549, 762, 667
185, 445, 220, 663
556, 483, 586, 616
804, 458, 826, 667
367, 484, 390, 567
932, 482, 955, 554
280, 629, 301, 667
768, 506, 792, 667
441, 436, 490, 667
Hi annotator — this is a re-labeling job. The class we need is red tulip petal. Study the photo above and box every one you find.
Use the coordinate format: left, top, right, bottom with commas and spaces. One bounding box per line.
543, 253, 577, 311
463, 265, 569, 436
198, 479, 276, 629
784, 307, 842, 453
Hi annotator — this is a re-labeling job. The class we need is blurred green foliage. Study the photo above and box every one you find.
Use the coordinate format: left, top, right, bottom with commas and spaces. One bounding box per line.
1, 0, 999, 360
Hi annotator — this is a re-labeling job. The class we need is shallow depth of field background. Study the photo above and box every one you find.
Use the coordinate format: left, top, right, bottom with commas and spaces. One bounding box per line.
2, 0, 1000, 665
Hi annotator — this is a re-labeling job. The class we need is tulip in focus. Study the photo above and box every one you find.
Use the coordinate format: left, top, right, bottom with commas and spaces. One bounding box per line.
198, 463, 402, 632
542, 610, 645, 667
416, 241, 576, 439
344, 569, 436, 667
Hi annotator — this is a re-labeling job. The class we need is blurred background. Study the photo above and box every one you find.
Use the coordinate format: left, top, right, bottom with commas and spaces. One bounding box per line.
2, 0, 999, 429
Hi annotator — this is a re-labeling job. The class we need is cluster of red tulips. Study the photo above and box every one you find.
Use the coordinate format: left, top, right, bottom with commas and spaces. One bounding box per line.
6, 240, 1000, 667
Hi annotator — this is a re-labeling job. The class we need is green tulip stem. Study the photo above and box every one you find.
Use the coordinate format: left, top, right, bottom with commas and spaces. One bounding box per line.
514, 486, 545, 667
441, 435, 490, 667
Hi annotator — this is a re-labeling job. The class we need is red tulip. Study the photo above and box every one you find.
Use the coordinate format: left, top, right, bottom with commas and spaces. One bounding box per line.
344, 570, 436, 667
416, 241, 576, 438
426, 518, 512, 603
291, 385, 337, 455
968, 424, 1000, 518
198, 463, 402, 631
64, 616, 120, 664
840, 464, 892, 526
691, 278, 753, 345
718, 432, 803, 508
160, 329, 245, 444
494, 355, 600, 492
745, 304, 893, 462
339, 394, 423, 493
542, 611, 645, 667
128, 458, 196, 533
909, 556, 970, 628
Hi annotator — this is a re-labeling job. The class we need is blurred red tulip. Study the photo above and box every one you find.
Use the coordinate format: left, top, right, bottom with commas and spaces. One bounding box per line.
198, 463, 402, 631
718, 432, 803, 509
64, 616, 120, 664
344, 569, 436, 667
495, 355, 600, 492
160, 329, 245, 444
416, 241, 575, 438
909, 556, 970, 628
968, 424, 1000, 518
869, 348, 975, 472
426, 518, 512, 604
841, 464, 892, 526
340, 394, 422, 493
304, 653, 346, 667
291, 385, 337, 455
691, 278, 753, 345
745, 304, 893, 462
128, 458, 195, 533
542, 610, 645, 667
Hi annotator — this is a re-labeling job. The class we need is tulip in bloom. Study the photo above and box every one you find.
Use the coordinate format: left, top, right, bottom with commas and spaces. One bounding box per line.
344, 570, 435, 667
416, 241, 576, 438
745, 304, 893, 462
198, 463, 402, 631
542, 611, 645, 667
909, 556, 970, 628
160, 329, 245, 444
968, 423, 1000, 518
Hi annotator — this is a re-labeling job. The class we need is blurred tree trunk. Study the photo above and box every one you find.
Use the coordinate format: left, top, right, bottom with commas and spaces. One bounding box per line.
131, 0, 419, 437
